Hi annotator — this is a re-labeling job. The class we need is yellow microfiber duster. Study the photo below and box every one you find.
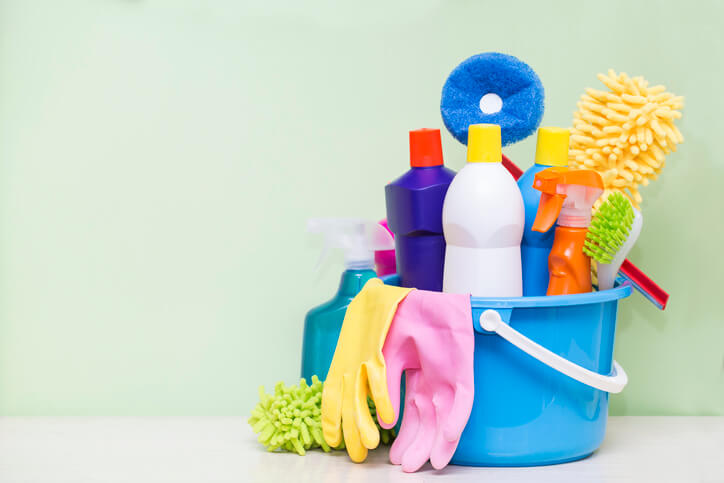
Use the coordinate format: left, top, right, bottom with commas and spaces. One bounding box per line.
569, 70, 684, 208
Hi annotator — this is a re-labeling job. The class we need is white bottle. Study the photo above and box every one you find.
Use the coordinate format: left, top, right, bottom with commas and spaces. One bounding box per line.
442, 124, 525, 297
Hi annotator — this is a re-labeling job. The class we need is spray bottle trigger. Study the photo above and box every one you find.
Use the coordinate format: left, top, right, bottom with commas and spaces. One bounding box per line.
313, 244, 330, 273
532, 192, 566, 232
307, 218, 394, 272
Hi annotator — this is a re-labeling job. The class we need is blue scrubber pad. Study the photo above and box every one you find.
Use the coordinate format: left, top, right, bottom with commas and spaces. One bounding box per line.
441, 52, 544, 146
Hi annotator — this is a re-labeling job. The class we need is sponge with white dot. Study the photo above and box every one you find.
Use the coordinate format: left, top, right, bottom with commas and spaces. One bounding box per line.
440, 52, 544, 147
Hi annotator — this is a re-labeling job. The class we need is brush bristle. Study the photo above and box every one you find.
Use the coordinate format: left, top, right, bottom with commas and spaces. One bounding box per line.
584, 192, 634, 264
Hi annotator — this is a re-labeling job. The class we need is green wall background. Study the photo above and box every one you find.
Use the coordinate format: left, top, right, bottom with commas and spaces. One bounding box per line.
0, 0, 721, 416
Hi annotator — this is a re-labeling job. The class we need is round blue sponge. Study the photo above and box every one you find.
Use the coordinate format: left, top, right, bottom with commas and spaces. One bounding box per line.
440, 52, 544, 147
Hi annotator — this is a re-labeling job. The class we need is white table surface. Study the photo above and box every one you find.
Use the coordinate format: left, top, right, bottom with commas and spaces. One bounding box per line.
0, 417, 721, 482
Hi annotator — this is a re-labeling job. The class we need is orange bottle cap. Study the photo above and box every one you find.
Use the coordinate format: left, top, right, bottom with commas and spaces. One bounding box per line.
409, 129, 444, 167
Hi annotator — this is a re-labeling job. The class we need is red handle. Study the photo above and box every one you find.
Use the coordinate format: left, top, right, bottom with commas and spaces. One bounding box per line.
619, 259, 669, 310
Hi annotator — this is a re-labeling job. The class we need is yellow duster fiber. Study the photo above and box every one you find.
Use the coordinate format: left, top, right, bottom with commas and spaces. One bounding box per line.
569, 70, 684, 208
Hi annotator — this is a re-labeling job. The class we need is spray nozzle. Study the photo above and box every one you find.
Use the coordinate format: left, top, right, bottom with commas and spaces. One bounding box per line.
307, 218, 394, 271
532, 167, 604, 231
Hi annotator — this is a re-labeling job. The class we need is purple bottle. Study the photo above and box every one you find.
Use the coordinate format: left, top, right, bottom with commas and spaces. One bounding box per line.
385, 129, 456, 291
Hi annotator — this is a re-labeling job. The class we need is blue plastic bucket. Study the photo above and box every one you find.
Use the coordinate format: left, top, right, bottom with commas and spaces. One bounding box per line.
382, 274, 631, 467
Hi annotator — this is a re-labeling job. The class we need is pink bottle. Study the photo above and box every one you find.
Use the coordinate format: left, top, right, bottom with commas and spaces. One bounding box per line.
375, 219, 397, 276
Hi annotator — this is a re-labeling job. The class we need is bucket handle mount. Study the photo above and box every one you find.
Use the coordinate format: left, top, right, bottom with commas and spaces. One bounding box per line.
478, 309, 628, 394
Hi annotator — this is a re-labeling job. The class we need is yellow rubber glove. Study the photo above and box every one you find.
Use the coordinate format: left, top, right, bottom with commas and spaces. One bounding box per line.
321, 278, 413, 462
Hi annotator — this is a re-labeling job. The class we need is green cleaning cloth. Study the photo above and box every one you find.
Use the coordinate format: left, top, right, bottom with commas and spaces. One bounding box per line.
248, 375, 395, 455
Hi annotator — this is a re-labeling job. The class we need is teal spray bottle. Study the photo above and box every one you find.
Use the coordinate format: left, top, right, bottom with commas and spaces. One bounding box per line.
300, 218, 394, 381
518, 127, 570, 296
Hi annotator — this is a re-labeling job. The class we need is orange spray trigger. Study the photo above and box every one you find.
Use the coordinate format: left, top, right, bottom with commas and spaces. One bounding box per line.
532, 192, 566, 232
531, 167, 604, 229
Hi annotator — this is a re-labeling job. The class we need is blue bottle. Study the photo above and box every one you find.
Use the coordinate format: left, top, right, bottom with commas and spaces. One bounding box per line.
519, 127, 569, 296
385, 129, 456, 291
300, 219, 394, 381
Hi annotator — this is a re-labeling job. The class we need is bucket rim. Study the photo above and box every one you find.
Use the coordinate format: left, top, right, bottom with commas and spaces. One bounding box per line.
380, 274, 632, 308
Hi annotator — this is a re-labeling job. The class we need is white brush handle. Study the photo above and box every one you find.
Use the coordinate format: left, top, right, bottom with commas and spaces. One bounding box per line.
598, 207, 643, 291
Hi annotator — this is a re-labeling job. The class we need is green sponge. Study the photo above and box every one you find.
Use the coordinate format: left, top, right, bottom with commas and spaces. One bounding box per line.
248, 376, 395, 455
584, 192, 634, 264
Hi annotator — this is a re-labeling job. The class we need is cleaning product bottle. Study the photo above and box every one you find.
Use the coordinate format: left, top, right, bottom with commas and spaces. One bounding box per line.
531, 167, 604, 295
374, 219, 397, 276
442, 123, 525, 296
518, 127, 570, 296
385, 128, 456, 291
301, 218, 393, 382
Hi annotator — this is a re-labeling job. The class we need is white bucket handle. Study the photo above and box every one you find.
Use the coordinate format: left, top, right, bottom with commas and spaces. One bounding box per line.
479, 309, 628, 393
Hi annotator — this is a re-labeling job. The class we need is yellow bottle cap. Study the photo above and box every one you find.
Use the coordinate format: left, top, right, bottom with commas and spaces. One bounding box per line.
534, 127, 570, 167
466, 124, 502, 163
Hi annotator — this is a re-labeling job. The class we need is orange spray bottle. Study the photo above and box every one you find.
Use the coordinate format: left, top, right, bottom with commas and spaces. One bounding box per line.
531, 167, 604, 295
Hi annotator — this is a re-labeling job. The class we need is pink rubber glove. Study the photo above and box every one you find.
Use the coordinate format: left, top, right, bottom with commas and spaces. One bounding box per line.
379, 290, 474, 473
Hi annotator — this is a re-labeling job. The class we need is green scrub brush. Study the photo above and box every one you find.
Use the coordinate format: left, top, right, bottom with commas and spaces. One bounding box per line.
583, 192, 642, 291
248, 376, 395, 455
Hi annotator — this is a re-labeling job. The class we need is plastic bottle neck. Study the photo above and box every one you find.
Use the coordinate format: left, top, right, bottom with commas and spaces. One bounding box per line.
410, 164, 443, 170
535, 161, 569, 169
558, 211, 592, 227
346, 259, 375, 271
337, 268, 377, 297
